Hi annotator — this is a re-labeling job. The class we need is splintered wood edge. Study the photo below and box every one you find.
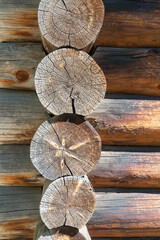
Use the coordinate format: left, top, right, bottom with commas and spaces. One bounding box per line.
40, 176, 95, 229
38, 0, 104, 52
34, 221, 91, 240
30, 114, 101, 181
35, 48, 106, 116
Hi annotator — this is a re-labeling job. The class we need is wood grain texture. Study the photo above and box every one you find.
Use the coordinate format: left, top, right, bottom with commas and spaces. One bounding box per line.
94, 47, 160, 97
88, 150, 160, 188
0, 43, 45, 90
95, 0, 160, 48
0, 145, 44, 186
2, 145, 160, 188
0, 90, 160, 146
2, 0, 160, 48
40, 176, 95, 229
0, 89, 48, 144
1, 187, 160, 238
38, 0, 104, 53
30, 114, 101, 181
86, 99, 160, 146
34, 221, 91, 240
1, 43, 160, 97
89, 192, 160, 237
35, 48, 106, 115
0, 186, 41, 240
0, 0, 40, 42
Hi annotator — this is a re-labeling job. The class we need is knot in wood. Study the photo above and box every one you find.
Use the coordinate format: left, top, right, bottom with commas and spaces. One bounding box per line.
15, 70, 29, 82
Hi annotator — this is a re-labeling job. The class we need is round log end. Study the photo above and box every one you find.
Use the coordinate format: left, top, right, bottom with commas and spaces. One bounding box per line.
35, 48, 106, 116
30, 114, 101, 181
40, 176, 95, 229
34, 222, 89, 240
38, 0, 105, 52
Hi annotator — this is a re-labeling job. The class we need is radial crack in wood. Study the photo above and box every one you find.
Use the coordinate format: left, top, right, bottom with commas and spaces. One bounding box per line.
34, 221, 91, 240
30, 114, 101, 180
40, 176, 95, 229
38, 0, 104, 53
35, 48, 106, 116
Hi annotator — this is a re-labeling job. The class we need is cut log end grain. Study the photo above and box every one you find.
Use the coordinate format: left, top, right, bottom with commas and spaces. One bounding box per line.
30, 114, 101, 181
34, 221, 91, 240
40, 176, 95, 229
35, 48, 106, 116
38, 0, 104, 52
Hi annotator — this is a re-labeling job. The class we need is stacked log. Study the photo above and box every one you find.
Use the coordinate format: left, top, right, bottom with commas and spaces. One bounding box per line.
30, 115, 101, 180
1, 0, 160, 239
1, 43, 160, 97
34, 221, 91, 240
38, 0, 105, 53
3, 1, 160, 49
34, 48, 106, 115
40, 177, 95, 230
30, 0, 107, 239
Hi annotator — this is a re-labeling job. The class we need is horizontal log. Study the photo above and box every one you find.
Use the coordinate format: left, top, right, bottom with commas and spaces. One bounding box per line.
93, 47, 160, 96
1, 187, 160, 238
86, 98, 160, 146
1, 89, 160, 146
0, 186, 41, 240
0, 145, 44, 186
1, 145, 160, 188
89, 150, 160, 188
0, 43, 45, 90
2, 0, 160, 48
0, 0, 40, 42
0, 89, 48, 144
89, 192, 160, 237
95, 0, 160, 48
1, 43, 160, 97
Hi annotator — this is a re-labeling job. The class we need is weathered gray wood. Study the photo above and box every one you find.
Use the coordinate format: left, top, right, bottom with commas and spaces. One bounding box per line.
38, 179, 91, 239
2, 145, 160, 188
38, 0, 104, 53
0, 43, 45, 90
86, 98, 160, 146
34, 221, 91, 240
30, 114, 101, 181
35, 48, 106, 115
0, 186, 41, 239
1, 90, 160, 146
3, 0, 160, 50
0, 89, 48, 144
1, 187, 160, 238
0, 145, 44, 186
1, 89, 160, 146
0, 0, 40, 43
1, 43, 160, 97
40, 176, 95, 229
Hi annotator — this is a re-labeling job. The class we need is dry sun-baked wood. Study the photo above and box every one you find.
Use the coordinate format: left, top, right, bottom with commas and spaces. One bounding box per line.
35, 48, 106, 116
30, 114, 101, 181
38, 0, 104, 52
40, 176, 95, 229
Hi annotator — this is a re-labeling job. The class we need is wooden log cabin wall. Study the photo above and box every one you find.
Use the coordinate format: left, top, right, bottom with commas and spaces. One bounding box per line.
1, 0, 160, 240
